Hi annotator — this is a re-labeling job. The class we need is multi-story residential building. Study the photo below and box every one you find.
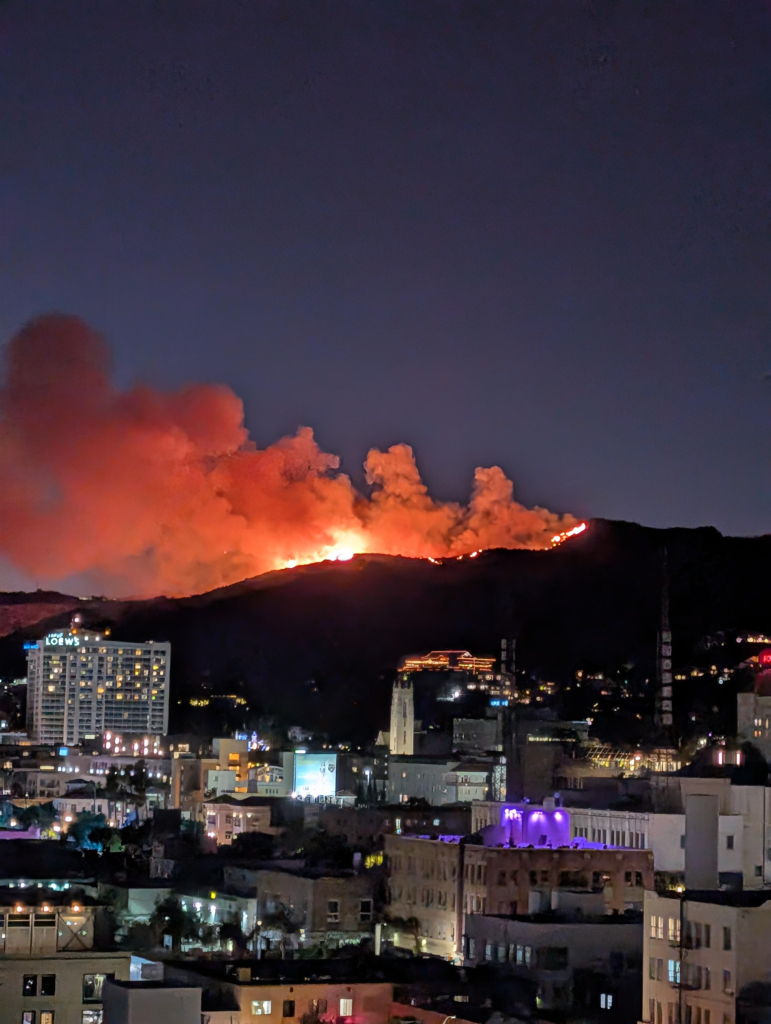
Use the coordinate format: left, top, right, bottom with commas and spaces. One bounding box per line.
311, 803, 472, 843
166, 959, 394, 1024
385, 833, 654, 960
464, 895, 642, 1019
472, 787, 771, 890
0, 950, 131, 1024
0, 889, 106, 954
642, 889, 771, 1024
202, 795, 276, 844
387, 757, 491, 805
26, 629, 170, 745
223, 866, 378, 950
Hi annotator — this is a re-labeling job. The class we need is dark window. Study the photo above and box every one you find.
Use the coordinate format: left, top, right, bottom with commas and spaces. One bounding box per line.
723, 927, 732, 951
680, 834, 685, 849
726, 836, 734, 850
541, 947, 569, 970
636, 872, 643, 886
23, 976, 37, 997
282, 1001, 295, 1018
497, 870, 507, 886
40, 976, 56, 997
529, 871, 537, 885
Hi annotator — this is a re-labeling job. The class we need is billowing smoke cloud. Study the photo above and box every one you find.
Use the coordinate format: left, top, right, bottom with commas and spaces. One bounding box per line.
0, 315, 579, 597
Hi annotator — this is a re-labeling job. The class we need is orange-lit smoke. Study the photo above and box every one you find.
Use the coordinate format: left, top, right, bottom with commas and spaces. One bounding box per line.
0, 315, 581, 597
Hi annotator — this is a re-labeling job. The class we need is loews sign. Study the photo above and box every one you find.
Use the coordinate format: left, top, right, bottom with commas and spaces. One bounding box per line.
44, 632, 81, 648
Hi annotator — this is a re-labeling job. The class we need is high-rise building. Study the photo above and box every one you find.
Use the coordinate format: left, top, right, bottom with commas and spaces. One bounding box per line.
389, 679, 414, 755
26, 629, 170, 745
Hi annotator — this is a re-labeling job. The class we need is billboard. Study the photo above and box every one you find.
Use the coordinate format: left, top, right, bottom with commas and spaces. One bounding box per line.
293, 753, 337, 799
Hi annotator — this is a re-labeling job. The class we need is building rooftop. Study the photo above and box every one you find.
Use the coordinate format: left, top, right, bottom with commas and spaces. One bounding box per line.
656, 889, 771, 908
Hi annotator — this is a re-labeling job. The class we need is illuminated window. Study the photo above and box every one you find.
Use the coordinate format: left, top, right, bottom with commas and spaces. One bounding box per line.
339, 1000, 353, 1017
252, 1001, 272, 1015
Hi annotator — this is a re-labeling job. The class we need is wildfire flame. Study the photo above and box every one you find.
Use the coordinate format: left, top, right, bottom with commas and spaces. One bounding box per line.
0, 315, 584, 597
550, 522, 587, 546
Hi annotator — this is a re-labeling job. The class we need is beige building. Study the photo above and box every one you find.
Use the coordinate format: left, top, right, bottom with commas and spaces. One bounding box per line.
0, 950, 131, 1024
167, 961, 393, 1024
0, 892, 104, 955
642, 889, 771, 1024
385, 833, 654, 960
203, 796, 275, 845
225, 866, 376, 948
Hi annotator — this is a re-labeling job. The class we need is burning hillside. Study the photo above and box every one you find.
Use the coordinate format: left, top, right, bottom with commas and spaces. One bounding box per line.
0, 315, 581, 597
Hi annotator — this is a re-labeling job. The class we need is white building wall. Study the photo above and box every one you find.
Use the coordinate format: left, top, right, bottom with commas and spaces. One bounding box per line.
570, 809, 744, 879
641, 890, 771, 1024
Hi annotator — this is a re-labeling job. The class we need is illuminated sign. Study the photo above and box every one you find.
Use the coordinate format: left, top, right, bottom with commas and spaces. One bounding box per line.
293, 753, 337, 799
44, 632, 80, 648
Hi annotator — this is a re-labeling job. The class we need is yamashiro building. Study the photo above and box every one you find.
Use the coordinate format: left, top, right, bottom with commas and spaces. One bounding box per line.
26, 629, 170, 745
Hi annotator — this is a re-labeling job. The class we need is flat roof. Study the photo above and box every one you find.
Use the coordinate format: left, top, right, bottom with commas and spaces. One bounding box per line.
656, 889, 771, 908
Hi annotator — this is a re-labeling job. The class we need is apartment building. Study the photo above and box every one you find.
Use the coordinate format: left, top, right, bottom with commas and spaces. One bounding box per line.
224, 866, 377, 948
0, 950, 131, 1024
202, 795, 275, 845
0, 889, 106, 955
464, 897, 642, 1019
472, 785, 771, 890
387, 758, 491, 805
642, 889, 771, 1024
166, 959, 394, 1024
385, 833, 654, 960
26, 630, 170, 745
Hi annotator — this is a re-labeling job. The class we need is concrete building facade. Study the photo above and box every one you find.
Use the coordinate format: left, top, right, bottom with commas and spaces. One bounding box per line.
385, 833, 654, 960
0, 951, 131, 1024
26, 629, 170, 745
642, 889, 771, 1024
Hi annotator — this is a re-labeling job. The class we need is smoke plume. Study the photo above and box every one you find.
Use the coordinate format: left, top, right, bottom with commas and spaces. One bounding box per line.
0, 315, 579, 596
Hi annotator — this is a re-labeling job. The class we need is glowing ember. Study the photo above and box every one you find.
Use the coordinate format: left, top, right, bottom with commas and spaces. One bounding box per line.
551, 522, 587, 546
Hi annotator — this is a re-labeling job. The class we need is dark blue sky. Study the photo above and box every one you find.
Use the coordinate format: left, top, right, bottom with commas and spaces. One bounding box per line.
2, 0, 770, 543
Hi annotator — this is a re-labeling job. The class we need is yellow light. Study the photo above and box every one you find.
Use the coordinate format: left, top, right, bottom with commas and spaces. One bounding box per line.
72, 904, 81, 912
42, 904, 51, 913
210, 891, 217, 899
15, 904, 23, 912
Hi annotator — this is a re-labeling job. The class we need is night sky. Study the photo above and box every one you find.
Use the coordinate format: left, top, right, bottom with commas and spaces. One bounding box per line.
2, 0, 770, 560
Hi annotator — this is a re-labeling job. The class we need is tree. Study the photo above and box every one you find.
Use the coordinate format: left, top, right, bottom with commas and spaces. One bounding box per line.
384, 914, 422, 955
260, 902, 299, 958
219, 914, 248, 955
301, 829, 354, 870
150, 895, 201, 954
67, 811, 108, 851
228, 831, 275, 860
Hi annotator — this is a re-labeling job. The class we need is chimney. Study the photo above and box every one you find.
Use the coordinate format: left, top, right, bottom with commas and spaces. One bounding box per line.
684, 793, 719, 890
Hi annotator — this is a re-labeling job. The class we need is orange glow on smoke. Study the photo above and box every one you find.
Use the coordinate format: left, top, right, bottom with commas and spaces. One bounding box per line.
0, 315, 585, 597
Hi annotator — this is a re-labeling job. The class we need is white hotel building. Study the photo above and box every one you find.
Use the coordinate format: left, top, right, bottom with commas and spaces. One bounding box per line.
26, 630, 170, 745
